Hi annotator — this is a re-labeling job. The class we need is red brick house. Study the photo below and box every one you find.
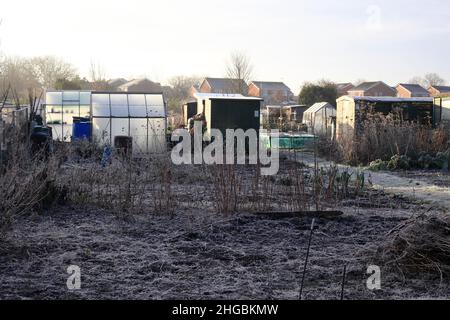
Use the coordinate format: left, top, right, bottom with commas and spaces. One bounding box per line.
199, 77, 248, 95
396, 84, 429, 98
428, 85, 450, 97
347, 81, 396, 97
248, 81, 294, 105
336, 83, 354, 97
118, 78, 162, 93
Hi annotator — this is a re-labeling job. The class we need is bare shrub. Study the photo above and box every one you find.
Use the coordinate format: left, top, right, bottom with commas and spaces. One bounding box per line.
206, 158, 366, 214
337, 112, 449, 166
0, 134, 60, 238
374, 212, 450, 280
208, 164, 243, 214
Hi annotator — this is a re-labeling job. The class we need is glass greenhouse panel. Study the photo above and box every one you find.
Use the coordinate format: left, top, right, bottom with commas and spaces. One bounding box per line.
79, 92, 91, 105
128, 94, 146, 106
111, 106, 129, 117
63, 91, 80, 102
49, 124, 64, 141
148, 118, 166, 153
110, 94, 128, 117
147, 105, 165, 117
92, 93, 110, 105
110, 94, 128, 106
61, 124, 72, 142
92, 104, 110, 117
92, 93, 110, 117
79, 106, 90, 118
46, 107, 63, 141
130, 119, 148, 154
129, 105, 147, 117
63, 105, 79, 118
111, 118, 129, 138
146, 94, 164, 106
92, 118, 111, 145
46, 92, 63, 105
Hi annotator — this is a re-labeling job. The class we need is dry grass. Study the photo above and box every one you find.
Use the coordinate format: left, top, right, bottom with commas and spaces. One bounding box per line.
374, 212, 450, 281
337, 112, 449, 166
0, 130, 61, 238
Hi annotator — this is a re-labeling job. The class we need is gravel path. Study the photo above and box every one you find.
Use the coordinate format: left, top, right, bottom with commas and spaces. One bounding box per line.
285, 151, 450, 209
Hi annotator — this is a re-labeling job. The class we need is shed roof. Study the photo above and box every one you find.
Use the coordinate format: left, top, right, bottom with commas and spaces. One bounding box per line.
304, 102, 335, 114
194, 93, 262, 101
337, 96, 433, 103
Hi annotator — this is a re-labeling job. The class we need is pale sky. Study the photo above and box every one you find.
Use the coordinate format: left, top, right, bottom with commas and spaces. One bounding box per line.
1, 0, 449, 92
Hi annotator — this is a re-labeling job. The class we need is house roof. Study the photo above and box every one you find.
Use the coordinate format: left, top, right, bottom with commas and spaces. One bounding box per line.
337, 96, 433, 103
108, 78, 128, 87
397, 83, 429, 95
336, 83, 354, 90
250, 81, 292, 92
349, 81, 395, 93
193, 93, 262, 101
203, 77, 247, 91
304, 102, 335, 114
430, 85, 450, 93
118, 78, 161, 90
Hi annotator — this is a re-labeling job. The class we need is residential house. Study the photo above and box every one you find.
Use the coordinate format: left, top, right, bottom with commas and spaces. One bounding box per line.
396, 84, 429, 98
428, 85, 450, 97
118, 78, 163, 93
189, 83, 201, 98
108, 78, 128, 91
199, 77, 248, 95
347, 81, 396, 97
248, 81, 294, 105
336, 83, 355, 97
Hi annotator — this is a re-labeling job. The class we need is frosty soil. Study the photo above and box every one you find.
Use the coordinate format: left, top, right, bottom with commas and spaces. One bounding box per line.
0, 157, 448, 299
1, 200, 448, 298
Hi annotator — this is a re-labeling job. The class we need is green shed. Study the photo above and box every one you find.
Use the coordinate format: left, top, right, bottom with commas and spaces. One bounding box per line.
193, 93, 262, 141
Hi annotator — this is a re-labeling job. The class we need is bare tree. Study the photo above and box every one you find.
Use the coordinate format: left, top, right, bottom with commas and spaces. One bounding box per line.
0, 56, 40, 101
408, 76, 424, 86
29, 56, 77, 89
409, 73, 445, 88
225, 51, 253, 95
165, 75, 202, 113
89, 60, 110, 90
424, 73, 445, 87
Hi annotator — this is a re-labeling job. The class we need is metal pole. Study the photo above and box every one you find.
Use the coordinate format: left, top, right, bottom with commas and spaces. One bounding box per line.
299, 218, 316, 300
340, 264, 347, 300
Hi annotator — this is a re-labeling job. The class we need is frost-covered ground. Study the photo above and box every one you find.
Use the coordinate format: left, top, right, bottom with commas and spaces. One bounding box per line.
287, 152, 450, 209
1, 204, 448, 300
1, 156, 449, 300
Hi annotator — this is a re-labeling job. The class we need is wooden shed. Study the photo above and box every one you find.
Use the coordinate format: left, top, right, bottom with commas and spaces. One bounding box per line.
336, 96, 434, 140
433, 94, 450, 127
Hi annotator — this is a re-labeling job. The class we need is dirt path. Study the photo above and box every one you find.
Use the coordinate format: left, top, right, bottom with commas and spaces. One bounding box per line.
285, 151, 450, 209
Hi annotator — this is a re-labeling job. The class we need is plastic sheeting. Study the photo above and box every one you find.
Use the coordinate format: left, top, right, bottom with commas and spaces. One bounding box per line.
45, 91, 92, 142
45, 91, 166, 153
91, 93, 166, 154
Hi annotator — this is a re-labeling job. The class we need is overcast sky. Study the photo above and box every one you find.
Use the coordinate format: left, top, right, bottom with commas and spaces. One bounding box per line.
1, 0, 449, 92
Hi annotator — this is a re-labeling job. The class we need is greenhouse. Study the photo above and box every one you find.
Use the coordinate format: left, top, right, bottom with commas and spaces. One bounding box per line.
44, 91, 167, 154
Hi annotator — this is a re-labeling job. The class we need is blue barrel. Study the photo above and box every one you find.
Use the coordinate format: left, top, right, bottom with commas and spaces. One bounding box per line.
72, 120, 92, 140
